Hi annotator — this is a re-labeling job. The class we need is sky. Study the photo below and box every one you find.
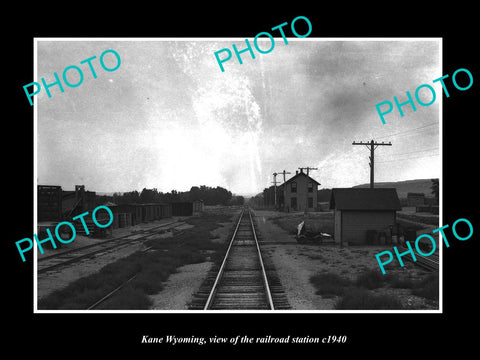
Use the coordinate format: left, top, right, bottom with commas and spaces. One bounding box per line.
36, 38, 441, 196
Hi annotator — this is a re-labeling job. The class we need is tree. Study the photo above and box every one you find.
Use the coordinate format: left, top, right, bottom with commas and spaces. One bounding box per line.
115, 190, 140, 204
140, 188, 164, 203
106, 184, 235, 206
189, 186, 201, 201
247, 194, 264, 209
229, 195, 245, 205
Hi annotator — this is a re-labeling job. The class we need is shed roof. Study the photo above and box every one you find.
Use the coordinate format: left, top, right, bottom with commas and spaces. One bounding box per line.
329, 188, 401, 211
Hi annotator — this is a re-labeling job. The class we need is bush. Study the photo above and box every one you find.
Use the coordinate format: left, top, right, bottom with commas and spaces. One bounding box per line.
335, 287, 403, 310
355, 269, 385, 290
412, 273, 439, 301
310, 273, 351, 297
384, 274, 415, 289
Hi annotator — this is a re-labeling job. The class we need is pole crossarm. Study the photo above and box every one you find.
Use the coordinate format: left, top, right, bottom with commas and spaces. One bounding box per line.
352, 141, 392, 147
298, 167, 318, 176
278, 170, 291, 183
352, 140, 392, 188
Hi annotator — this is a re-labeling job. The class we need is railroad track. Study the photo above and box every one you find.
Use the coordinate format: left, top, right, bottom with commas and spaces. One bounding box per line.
194, 207, 288, 310
399, 244, 439, 272
37, 220, 186, 274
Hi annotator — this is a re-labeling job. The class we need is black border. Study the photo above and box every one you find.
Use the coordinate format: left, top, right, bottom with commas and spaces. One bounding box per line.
6, 6, 478, 354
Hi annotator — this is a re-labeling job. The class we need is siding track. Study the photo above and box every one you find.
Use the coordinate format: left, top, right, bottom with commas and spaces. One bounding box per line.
398, 244, 439, 271
37, 220, 185, 274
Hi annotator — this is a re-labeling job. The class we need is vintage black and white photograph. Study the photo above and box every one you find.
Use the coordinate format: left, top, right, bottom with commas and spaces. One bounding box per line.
34, 38, 441, 312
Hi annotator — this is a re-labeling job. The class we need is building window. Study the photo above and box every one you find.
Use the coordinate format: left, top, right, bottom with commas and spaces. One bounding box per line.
308, 182, 313, 193
308, 197, 313, 208
291, 197, 297, 210
291, 182, 297, 193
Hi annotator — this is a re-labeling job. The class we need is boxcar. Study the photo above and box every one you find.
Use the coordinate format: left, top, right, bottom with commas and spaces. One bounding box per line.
171, 202, 193, 216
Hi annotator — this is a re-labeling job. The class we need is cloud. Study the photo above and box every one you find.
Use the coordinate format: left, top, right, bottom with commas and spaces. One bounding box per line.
36, 39, 441, 194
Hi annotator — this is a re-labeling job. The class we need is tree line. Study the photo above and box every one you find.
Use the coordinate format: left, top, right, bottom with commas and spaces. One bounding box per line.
96, 185, 244, 206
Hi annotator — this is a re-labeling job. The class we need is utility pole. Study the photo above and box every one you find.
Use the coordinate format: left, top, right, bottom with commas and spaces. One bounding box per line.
279, 170, 291, 183
272, 172, 279, 206
298, 167, 318, 176
272, 170, 290, 211
352, 139, 392, 188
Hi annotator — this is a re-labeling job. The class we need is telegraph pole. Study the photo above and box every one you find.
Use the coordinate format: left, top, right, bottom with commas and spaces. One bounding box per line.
272, 172, 279, 206
352, 139, 392, 188
298, 167, 318, 176
279, 170, 291, 183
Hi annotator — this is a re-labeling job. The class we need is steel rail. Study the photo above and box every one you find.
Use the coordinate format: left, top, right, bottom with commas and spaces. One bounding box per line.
414, 255, 439, 271
86, 274, 138, 310
398, 244, 439, 271
248, 209, 274, 310
203, 208, 245, 310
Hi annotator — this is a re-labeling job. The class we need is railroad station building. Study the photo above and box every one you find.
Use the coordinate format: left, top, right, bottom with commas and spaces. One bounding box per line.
280, 169, 320, 212
329, 188, 401, 246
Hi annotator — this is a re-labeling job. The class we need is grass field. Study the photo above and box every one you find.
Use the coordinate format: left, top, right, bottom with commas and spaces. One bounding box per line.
397, 212, 439, 226
272, 212, 335, 235
310, 270, 438, 310
38, 212, 234, 310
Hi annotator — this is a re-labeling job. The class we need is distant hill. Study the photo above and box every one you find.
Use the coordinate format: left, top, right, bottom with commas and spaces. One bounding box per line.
352, 178, 437, 198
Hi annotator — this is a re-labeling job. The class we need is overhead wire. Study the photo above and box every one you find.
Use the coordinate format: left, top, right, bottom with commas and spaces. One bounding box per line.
380, 146, 439, 158
376, 152, 440, 164
372, 122, 440, 163
376, 122, 438, 141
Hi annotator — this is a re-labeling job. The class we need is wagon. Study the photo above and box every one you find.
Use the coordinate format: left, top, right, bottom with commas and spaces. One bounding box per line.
295, 221, 333, 244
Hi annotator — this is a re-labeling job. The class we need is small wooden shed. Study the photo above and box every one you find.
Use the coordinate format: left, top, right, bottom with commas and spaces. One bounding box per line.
329, 188, 401, 245
407, 192, 425, 207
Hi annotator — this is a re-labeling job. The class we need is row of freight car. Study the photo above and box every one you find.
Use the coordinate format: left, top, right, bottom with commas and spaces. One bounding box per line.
37, 201, 201, 241
107, 202, 196, 229
37, 185, 205, 233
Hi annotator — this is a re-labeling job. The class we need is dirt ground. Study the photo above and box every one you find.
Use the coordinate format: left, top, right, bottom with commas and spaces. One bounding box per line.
147, 208, 438, 311
36, 208, 237, 310
254, 210, 438, 311
149, 261, 213, 310
37, 208, 438, 311
36, 217, 189, 301
147, 216, 236, 310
